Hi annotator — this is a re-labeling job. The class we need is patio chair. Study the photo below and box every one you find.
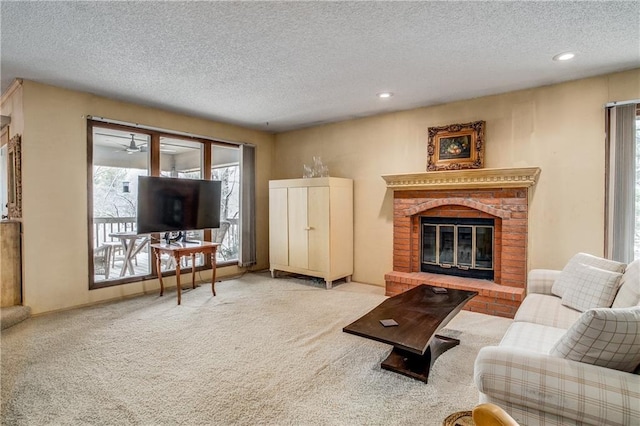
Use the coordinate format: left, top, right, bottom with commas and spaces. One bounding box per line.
94, 244, 113, 278
104, 241, 121, 267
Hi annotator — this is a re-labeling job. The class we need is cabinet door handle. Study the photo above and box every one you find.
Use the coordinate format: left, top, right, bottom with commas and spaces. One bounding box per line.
304, 226, 314, 231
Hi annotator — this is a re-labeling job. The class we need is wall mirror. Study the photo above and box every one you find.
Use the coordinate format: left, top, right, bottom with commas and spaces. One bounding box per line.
6, 134, 22, 219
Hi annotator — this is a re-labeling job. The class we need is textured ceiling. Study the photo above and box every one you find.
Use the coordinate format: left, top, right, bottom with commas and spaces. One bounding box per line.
1, 1, 639, 133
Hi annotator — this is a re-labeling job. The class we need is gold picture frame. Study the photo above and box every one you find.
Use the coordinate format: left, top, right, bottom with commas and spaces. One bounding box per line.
427, 120, 485, 171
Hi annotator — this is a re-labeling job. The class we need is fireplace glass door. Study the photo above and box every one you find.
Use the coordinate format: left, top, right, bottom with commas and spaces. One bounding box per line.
422, 225, 437, 264
475, 227, 493, 269
421, 217, 494, 279
439, 226, 455, 265
457, 226, 473, 267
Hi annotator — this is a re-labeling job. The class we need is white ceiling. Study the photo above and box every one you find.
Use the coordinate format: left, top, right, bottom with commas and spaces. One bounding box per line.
1, 1, 639, 133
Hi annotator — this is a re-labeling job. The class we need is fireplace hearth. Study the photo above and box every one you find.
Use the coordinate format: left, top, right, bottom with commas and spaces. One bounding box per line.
382, 167, 541, 318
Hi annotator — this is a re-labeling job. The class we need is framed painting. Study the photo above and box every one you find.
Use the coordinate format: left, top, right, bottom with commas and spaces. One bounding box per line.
427, 120, 485, 171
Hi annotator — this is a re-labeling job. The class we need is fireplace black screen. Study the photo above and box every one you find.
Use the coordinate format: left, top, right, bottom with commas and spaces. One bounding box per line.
421, 217, 494, 280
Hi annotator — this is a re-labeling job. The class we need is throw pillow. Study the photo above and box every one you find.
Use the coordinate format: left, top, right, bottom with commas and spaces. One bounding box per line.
550, 307, 640, 373
612, 259, 640, 308
561, 264, 623, 312
552, 253, 626, 298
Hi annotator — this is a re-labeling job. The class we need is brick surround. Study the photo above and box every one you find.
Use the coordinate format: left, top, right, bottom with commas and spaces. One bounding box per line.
382, 168, 541, 318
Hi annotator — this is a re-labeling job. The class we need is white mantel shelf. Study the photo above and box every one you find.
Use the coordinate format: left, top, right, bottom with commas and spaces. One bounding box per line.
382, 167, 541, 191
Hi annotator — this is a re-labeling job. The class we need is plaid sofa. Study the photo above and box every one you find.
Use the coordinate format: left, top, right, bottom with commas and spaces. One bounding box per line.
474, 259, 640, 426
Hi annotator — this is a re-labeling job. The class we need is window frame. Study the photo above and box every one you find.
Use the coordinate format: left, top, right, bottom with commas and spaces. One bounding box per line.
87, 119, 239, 290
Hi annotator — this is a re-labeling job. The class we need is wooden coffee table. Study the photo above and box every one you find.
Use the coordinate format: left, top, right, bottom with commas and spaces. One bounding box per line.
343, 284, 477, 383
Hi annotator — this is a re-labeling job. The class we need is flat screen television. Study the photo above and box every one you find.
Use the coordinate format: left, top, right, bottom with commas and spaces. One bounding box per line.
136, 176, 221, 243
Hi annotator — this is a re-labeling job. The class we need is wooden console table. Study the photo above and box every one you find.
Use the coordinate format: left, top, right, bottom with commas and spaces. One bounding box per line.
150, 241, 220, 305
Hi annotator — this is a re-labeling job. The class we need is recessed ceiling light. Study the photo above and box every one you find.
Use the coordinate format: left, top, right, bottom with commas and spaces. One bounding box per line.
377, 92, 393, 99
553, 52, 575, 61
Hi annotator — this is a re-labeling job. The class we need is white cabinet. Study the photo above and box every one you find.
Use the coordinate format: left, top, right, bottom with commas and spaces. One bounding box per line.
269, 177, 353, 289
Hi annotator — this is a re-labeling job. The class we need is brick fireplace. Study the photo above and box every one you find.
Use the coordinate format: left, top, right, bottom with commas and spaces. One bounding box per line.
383, 167, 540, 318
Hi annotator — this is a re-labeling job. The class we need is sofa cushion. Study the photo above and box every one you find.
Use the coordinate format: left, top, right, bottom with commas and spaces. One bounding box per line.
551, 253, 626, 298
612, 259, 640, 308
550, 307, 640, 372
500, 321, 567, 354
514, 293, 582, 329
560, 264, 623, 312
526, 269, 562, 295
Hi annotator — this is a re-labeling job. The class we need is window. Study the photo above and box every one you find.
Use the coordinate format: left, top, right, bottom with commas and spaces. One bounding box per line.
158, 138, 206, 270
88, 120, 242, 289
91, 129, 150, 284
159, 137, 203, 180
211, 145, 240, 262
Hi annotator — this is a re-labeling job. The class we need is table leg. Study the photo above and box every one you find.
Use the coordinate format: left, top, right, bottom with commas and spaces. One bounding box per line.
118, 241, 126, 277
154, 248, 164, 296
117, 238, 137, 277
175, 254, 182, 305
191, 254, 196, 289
381, 335, 460, 383
210, 249, 217, 296
126, 256, 135, 276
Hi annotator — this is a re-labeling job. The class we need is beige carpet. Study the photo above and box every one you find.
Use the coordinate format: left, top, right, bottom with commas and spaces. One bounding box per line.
1, 272, 512, 425
0, 306, 31, 330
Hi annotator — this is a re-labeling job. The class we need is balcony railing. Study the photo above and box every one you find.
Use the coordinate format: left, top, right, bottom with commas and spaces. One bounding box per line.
93, 217, 238, 252
93, 217, 137, 247
93, 217, 239, 281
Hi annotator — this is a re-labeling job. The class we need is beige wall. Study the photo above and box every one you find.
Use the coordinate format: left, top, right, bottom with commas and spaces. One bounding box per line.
2, 80, 274, 314
3, 69, 638, 312
274, 69, 640, 286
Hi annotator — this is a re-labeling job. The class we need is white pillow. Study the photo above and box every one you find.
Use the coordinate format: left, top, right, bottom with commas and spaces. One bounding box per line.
552, 253, 626, 297
561, 264, 623, 312
550, 307, 640, 372
612, 259, 640, 308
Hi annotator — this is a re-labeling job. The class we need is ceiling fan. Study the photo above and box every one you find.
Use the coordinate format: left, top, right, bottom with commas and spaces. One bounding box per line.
122, 133, 147, 154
